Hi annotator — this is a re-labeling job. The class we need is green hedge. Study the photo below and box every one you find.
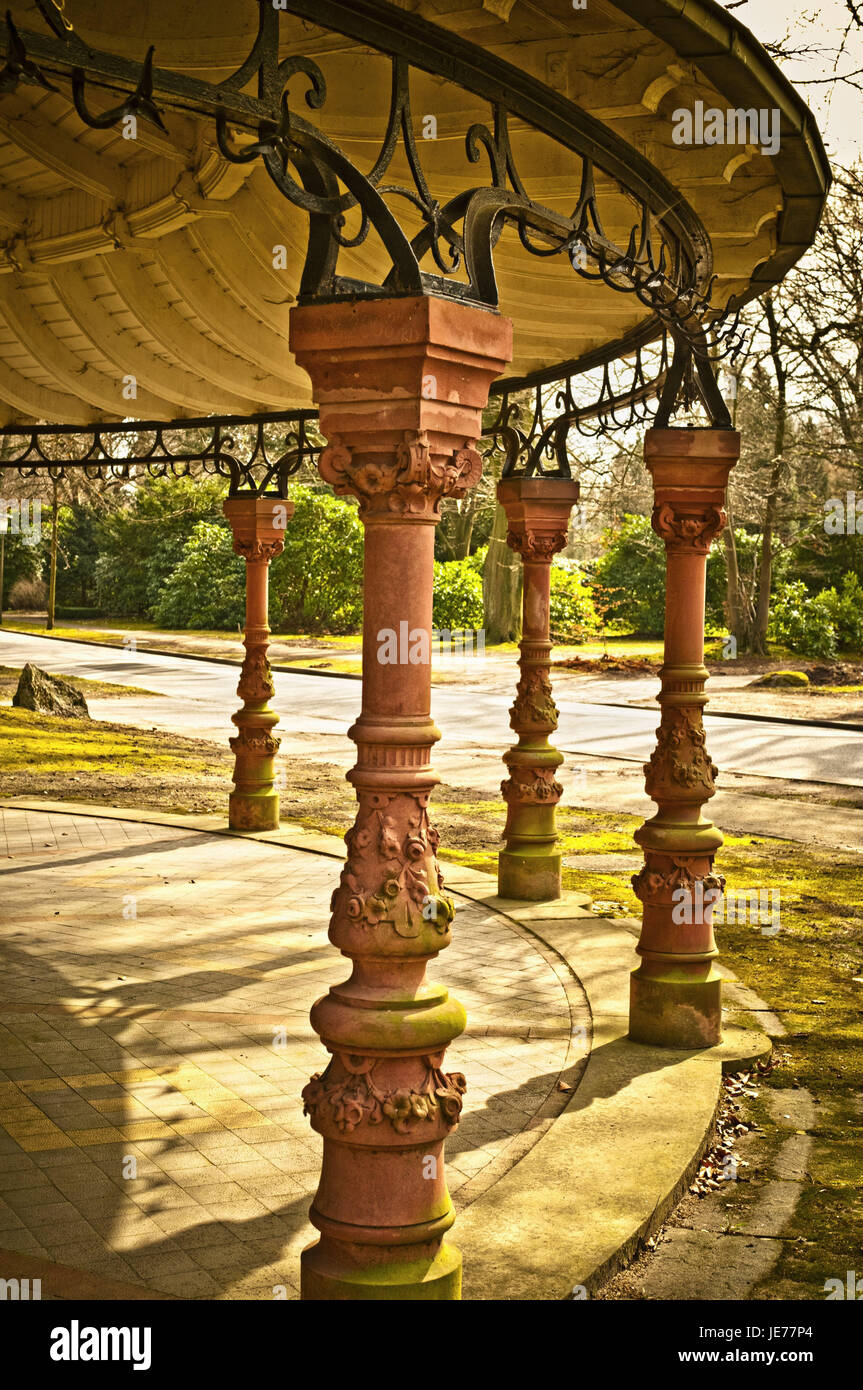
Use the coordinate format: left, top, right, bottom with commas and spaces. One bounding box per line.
54, 605, 104, 620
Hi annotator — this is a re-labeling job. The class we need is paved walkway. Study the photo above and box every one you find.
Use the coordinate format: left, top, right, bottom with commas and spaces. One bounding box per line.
0, 807, 585, 1299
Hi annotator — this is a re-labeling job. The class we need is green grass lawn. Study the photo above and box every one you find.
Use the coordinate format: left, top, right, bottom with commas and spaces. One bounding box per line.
0, 616, 362, 648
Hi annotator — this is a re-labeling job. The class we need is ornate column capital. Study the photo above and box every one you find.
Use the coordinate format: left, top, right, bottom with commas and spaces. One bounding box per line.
651, 500, 726, 553
318, 429, 483, 522
222, 496, 293, 556
291, 295, 512, 525
497, 475, 580, 561
645, 427, 739, 554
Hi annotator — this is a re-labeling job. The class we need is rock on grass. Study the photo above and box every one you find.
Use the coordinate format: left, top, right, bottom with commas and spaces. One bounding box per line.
12, 663, 90, 719
750, 670, 810, 689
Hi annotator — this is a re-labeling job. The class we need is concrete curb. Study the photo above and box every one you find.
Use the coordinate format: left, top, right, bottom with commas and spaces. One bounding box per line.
440, 875, 770, 1300
595, 697, 863, 735
1, 796, 771, 1300
0, 626, 363, 680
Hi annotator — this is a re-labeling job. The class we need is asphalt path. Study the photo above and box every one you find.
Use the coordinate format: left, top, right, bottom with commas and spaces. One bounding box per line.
2, 631, 862, 789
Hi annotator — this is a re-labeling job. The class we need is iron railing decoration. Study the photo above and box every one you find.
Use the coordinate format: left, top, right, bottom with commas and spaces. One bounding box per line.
0, 411, 321, 496
0, 326, 738, 488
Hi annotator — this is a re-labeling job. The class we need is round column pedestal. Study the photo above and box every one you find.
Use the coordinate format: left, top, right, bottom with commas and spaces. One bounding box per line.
302, 1236, 462, 1302
630, 968, 723, 1049
498, 848, 562, 901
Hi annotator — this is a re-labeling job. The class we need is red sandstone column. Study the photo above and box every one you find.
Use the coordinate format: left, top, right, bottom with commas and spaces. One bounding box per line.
629, 427, 740, 1047
290, 296, 512, 1300
222, 497, 292, 831
497, 477, 580, 900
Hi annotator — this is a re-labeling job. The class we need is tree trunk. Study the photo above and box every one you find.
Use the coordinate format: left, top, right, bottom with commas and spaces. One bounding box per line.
450, 501, 476, 560
47, 483, 58, 631
483, 495, 522, 642
752, 294, 787, 657
752, 503, 778, 655
722, 506, 757, 653
723, 514, 741, 640
0, 530, 5, 626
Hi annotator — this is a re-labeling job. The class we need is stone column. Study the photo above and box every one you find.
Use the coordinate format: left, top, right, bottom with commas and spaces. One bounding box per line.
497, 476, 580, 900
222, 496, 292, 832
290, 295, 511, 1301
629, 427, 740, 1048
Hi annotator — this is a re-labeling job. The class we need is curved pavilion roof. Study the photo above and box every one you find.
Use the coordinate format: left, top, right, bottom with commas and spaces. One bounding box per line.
0, 0, 830, 428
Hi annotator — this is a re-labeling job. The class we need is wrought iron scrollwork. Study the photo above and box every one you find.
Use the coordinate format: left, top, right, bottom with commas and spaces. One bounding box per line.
0, 11, 56, 93
0, 0, 739, 436
4, 6, 726, 316
0, 411, 321, 497
72, 45, 168, 133
487, 313, 741, 477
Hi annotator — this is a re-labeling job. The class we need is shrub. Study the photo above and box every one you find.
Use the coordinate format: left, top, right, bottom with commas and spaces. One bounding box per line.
269, 486, 363, 633
817, 573, 863, 652
433, 559, 484, 631
591, 515, 666, 633
151, 522, 245, 630
591, 514, 746, 635
768, 581, 838, 659
549, 562, 598, 641
95, 476, 228, 618
55, 605, 103, 620
8, 576, 47, 610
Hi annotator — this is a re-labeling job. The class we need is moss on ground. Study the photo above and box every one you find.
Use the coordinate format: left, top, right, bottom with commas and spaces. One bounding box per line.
0, 706, 234, 813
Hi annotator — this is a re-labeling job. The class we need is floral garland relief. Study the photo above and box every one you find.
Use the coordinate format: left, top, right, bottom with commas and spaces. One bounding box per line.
644, 706, 718, 794
303, 1052, 467, 1135
330, 790, 455, 938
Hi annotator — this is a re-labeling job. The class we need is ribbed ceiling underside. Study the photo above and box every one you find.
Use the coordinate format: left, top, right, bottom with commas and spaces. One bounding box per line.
0, 0, 828, 427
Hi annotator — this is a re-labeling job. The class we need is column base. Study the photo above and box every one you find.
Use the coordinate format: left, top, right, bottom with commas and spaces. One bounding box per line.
301, 1237, 462, 1301
629, 968, 722, 1048
498, 849, 561, 901
228, 789, 280, 832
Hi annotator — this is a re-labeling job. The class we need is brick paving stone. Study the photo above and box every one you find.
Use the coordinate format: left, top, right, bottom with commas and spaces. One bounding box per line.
0, 806, 583, 1298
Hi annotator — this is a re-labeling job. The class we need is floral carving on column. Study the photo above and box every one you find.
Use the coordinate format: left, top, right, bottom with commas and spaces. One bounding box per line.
302, 1053, 467, 1135
652, 501, 727, 552
319, 430, 483, 520
329, 789, 455, 941
644, 705, 719, 794
509, 668, 559, 728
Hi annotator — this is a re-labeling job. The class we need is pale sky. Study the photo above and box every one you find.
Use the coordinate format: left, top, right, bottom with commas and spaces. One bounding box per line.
730, 0, 863, 164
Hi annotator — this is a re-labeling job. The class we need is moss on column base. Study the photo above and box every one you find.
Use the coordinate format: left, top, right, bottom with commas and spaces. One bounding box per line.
301, 1237, 462, 1301
498, 848, 562, 901
629, 967, 722, 1049
228, 789, 280, 832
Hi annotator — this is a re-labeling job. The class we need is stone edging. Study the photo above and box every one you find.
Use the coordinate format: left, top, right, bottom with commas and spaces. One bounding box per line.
445, 866, 770, 1300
